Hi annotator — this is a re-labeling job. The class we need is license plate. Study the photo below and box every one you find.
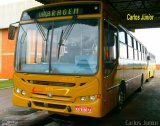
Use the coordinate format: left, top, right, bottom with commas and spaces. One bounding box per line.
74, 106, 92, 113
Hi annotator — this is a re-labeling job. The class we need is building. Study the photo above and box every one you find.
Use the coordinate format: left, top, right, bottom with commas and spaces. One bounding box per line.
0, 0, 41, 78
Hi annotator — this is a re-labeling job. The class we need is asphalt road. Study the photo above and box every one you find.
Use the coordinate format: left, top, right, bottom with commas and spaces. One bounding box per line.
1, 71, 160, 126
42, 71, 160, 126
0, 88, 12, 114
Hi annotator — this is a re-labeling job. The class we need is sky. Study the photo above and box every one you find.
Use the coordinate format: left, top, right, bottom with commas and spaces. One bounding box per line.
132, 28, 160, 64
0, 0, 25, 5
1, 0, 160, 64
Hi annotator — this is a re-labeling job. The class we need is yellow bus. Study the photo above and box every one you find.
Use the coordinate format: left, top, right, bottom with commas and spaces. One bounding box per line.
8, 0, 149, 117
146, 52, 156, 81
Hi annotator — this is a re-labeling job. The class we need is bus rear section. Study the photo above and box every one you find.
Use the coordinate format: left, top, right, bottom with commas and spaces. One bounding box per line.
147, 52, 156, 80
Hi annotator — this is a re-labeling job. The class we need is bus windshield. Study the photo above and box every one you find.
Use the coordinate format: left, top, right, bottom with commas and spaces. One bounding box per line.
15, 18, 99, 75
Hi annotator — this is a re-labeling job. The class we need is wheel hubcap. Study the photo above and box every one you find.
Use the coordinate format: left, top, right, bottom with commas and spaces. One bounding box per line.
119, 91, 124, 105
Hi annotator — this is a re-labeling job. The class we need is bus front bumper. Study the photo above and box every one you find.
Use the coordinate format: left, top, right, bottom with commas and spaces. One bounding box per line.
12, 91, 103, 118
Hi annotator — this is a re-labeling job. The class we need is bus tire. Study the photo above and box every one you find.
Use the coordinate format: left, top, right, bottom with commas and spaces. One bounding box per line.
152, 70, 155, 78
117, 85, 126, 111
138, 75, 144, 92
146, 72, 150, 82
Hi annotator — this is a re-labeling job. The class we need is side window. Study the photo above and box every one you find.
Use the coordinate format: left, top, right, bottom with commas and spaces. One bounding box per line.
119, 30, 125, 43
120, 43, 127, 59
136, 41, 139, 50
139, 43, 142, 60
127, 34, 132, 46
133, 39, 138, 60
136, 41, 139, 60
127, 35, 133, 59
145, 48, 148, 60
141, 46, 144, 60
128, 47, 133, 59
119, 28, 127, 59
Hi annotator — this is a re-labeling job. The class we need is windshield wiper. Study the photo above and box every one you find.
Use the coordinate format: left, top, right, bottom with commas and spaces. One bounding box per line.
58, 30, 64, 59
19, 25, 27, 44
34, 19, 51, 62
63, 15, 77, 40
57, 15, 77, 59
35, 19, 47, 41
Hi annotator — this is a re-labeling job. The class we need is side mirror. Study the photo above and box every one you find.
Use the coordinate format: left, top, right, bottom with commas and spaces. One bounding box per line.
8, 25, 16, 40
8, 22, 19, 40
147, 56, 150, 60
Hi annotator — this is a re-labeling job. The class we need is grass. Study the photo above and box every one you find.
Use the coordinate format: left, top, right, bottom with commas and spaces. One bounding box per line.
0, 79, 13, 89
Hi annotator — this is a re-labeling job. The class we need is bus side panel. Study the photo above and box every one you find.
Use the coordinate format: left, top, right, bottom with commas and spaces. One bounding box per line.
102, 59, 124, 114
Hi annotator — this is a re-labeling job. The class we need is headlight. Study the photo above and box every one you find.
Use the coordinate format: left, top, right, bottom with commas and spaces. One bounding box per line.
80, 96, 86, 101
89, 95, 96, 101
21, 90, 26, 96
16, 88, 21, 94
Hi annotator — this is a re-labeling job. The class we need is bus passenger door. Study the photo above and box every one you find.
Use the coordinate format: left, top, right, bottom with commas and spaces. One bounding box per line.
103, 20, 119, 112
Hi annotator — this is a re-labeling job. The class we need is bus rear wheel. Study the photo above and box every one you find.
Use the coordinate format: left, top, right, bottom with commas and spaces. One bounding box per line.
151, 70, 155, 78
138, 75, 144, 92
117, 87, 126, 111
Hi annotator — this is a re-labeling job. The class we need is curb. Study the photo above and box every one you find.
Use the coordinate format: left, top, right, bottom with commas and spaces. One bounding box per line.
0, 86, 13, 90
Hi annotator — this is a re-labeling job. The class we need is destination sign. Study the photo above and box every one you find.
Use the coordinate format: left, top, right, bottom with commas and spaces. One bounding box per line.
21, 3, 100, 20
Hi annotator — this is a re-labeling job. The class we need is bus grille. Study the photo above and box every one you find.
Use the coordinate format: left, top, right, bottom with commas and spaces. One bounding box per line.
26, 80, 76, 87
31, 93, 73, 102
33, 101, 66, 109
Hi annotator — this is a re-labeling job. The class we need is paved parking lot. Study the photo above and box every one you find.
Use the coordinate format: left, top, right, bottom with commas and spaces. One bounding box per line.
0, 88, 12, 114
0, 71, 160, 126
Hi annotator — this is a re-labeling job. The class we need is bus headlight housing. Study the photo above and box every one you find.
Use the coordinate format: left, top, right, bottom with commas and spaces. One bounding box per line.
80, 96, 86, 101
15, 88, 26, 96
89, 95, 96, 101
16, 88, 21, 94
21, 90, 26, 96
80, 95, 97, 101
